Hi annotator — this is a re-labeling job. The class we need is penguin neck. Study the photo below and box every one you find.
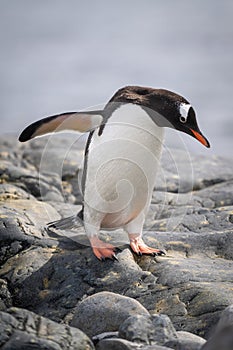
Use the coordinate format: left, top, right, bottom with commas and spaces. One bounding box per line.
106, 103, 165, 143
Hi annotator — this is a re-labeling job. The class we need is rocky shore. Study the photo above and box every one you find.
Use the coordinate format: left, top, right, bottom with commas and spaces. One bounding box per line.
0, 134, 233, 350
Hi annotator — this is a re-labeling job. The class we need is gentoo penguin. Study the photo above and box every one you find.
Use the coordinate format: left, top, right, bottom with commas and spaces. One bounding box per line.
19, 86, 210, 260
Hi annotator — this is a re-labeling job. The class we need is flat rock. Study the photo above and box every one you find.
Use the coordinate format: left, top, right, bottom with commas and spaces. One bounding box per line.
71, 291, 150, 337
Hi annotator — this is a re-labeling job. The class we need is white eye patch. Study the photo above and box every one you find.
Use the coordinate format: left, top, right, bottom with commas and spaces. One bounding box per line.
179, 103, 191, 123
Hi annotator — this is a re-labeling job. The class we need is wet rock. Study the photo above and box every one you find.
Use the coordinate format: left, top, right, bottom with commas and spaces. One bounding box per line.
0, 307, 94, 350
71, 291, 150, 337
119, 314, 177, 346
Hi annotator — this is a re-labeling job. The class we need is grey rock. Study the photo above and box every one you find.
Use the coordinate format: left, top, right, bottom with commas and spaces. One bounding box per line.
0, 242, 150, 321
216, 304, 233, 333
0, 307, 94, 350
119, 314, 177, 346
0, 160, 64, 202
20, 134, 84, 203
0, 184, 35, 201
92, 331, 119, 344
0, 198, 60, 265
1, 247, 152, 322
156, 150, 233, 193
200, 305, 233, 350
1, 135, 233, 342
166, 330, 206, 350
71, 291, 149, 337
1, 330, 62, 350
201, 325, 233, 350
0, 279, 12, 311
48, 201, 82, 219
135, 231, 233, 337
96, 338, 174, 350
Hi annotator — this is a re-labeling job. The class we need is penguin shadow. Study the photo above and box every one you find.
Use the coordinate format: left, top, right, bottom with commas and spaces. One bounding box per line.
45, 224, 127, 259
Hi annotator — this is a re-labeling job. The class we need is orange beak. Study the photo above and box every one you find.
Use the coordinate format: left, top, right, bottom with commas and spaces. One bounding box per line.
190, 128, 210, 148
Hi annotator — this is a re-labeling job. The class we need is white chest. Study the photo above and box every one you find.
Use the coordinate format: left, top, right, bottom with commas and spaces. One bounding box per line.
84, 104, 164, 225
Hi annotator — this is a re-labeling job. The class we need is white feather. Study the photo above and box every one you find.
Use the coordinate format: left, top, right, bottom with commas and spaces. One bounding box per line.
83, 104, 164, 234
179, 103, 191, 122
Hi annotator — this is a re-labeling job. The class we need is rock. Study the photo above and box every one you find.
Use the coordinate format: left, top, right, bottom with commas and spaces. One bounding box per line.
200, 305, 233, 350
0, 307, 94, 349
0, 160, 64, 202
0, 279, 12, 311
0, 198, 60, 265
92, 331, 119, 344
0, 246, 153, 322
119, 314, 177, 346
215, 304, 233, 332
71, 291, 150, 337
0, 184, 35, 201
166, 331, 206, 349
201, 325, 233, 350
1, 134, 233, 344
156, 150, 233, 193
96, 338, 174, 350
21, 134, 84, 203
134, 231, 233, 337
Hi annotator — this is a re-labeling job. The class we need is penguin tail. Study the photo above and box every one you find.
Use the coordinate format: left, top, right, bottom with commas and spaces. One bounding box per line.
46, 210, 84, 231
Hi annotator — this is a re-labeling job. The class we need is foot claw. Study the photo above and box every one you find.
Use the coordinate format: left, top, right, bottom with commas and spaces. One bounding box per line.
112, 253, 119, 261
90, 237, 117, 261
129, 236, 165, 257
157, 250, 166, 256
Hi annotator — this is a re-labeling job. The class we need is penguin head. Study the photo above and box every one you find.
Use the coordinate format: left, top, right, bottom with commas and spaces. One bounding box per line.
166, 99, 210, 148
109, 86, 210, 148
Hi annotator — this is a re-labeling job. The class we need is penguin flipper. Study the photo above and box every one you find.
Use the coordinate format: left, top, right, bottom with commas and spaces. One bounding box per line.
19, 110, 103, 142
46, 214, 83, 230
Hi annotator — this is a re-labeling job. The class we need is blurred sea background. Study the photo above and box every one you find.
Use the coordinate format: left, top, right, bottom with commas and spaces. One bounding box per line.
1, 0, 233, 156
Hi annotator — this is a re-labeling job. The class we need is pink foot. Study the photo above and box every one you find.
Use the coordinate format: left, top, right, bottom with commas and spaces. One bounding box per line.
89, 236, 117, 261
129, 235, 165, 256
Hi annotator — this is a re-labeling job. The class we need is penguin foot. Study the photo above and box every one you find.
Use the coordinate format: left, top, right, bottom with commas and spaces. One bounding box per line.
129, 236, 165, 256
89, 236, 117, 261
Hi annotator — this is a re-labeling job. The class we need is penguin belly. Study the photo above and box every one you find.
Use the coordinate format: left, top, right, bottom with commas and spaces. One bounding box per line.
83, 104, 164, 229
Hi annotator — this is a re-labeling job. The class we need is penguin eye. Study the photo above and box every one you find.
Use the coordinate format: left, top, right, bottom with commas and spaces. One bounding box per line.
179, 116, 187, 123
